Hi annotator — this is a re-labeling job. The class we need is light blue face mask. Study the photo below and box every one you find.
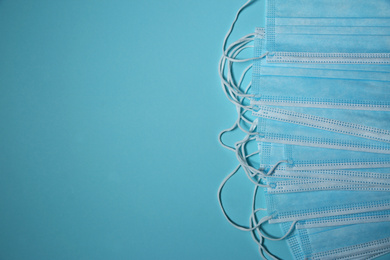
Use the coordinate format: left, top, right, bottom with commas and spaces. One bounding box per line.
251, 29, 390, 158
257, 143, 390, 225
256, 117, 390, 156
253, 27, 390, 109
252, 62, 390, 110
253, 106, 390, 144
258, 140, 390, 173
254, 143, 390, 223
296, 209, 390, 229
266, 0, 390, 64
218, 1, 390, 259
263, 183, 390, 224
266, 171, 390, 194
255, 144, 390, 225
282, 221, 390, 260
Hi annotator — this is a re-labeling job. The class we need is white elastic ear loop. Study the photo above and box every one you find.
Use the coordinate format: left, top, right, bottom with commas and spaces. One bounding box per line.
237, 64, 253, 93
252, 212, 297, 241
224, 51, 269, 63
218, 104, 257, 153
222, 0, 255, 52
225, 45, 254, 97
266, 160, 288, 176
219, 33, 266, 113
225, 49, 254, 103
251, 184, 297, 241
225, 33, 256, 56
219, 36, 255, 101
221, 0, 267, 63
237, 109, 255, 134
218, 104, 255, 152
249, 182, 280, 260
218, 165, 266, 231
218, 116, 240, 152
218, 152, 270, 232
221, 41, 263, 101
249, 213, 280, 260
235, 83, 257, 134
220, 2, 267, 105
236, 138, 267, 181
218, 102, 258, 152
234, 120, 269, 183
220, 34, 254, 94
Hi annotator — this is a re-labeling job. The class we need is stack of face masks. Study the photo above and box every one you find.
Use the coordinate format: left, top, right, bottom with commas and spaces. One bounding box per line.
218, 1, 390, 259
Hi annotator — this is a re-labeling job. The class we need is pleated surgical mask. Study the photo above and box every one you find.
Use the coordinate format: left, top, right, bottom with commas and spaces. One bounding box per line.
252, 63, 390, 110
218, 1, 390, 259
266, 0, 390, 63
282, 221, 390, 260
296, 209, 390, 229
264, 185, 390, 224
256, 116, 390, 155
253, 106, 390, 144
252, 27, 390, 110
258, 141, 390, 175
257, 145, 390, 224
265, 172, 390, 194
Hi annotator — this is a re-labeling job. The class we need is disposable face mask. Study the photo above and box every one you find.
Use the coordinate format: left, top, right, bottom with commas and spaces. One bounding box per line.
258, 141, 390, 172
283, 221, 390, 260
266, 0, 390, 64
252, 64, 390, 110
280, 220, 390, 259
263, 166, 390, 228
252, 30, 390, 109
253, 106, 390, 144
264, 183, 390, 224
257, 145, 390, 223
265, 173, 390, 194
296, 209, 390, 229
256, 118, 390, 156
270, 169, 390, 189
251, 30, 390, 152
218, 1, 390, 259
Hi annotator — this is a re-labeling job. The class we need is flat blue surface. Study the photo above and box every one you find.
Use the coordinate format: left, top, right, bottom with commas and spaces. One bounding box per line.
0, 0, 291, 259
2, 1, 390, 260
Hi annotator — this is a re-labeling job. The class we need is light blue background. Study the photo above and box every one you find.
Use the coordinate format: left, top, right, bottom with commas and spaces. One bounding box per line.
4, 1, 386, 260
0, 0, 290, 259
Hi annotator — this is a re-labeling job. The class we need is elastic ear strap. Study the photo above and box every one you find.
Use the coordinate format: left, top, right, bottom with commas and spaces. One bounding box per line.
219, 36, 255, 105
218, 164, 268, 232
218, 0, 293, 255
222, 0, 255, 52
266, 160, 288, 176
249, 181, 280, 260
220, 36, 267, 106
251, 197, 297, 241
225, 44, 255, 97
218, 98, 258, 152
